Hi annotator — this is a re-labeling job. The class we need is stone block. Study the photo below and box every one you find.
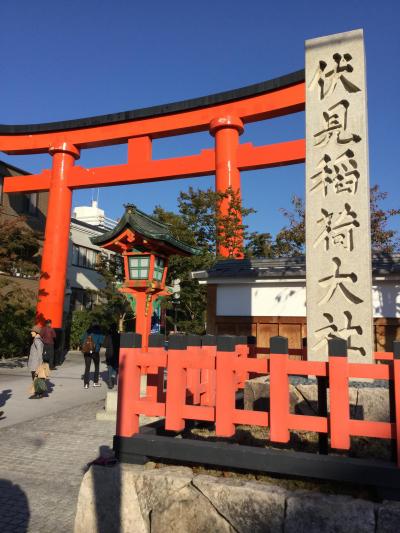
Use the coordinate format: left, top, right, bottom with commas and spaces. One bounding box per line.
244, 376, 269, 411
376, 500, 400, 533
135, 466, 193, 528
193, 474, 286, 533
105, 390, 118, 412
245, 378, 390, 423
151, 484, 233, 533
74, 464, 147, 533
285, 491, 375, 533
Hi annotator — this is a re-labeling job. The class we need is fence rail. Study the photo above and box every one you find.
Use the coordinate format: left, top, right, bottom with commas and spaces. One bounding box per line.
114, 332, 400, 491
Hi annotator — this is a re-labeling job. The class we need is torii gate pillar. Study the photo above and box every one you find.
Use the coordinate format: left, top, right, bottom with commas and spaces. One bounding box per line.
36, 143, 80, 327
210, 116, 244, 257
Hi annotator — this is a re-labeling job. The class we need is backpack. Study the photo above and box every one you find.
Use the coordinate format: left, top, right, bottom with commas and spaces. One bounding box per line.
82, 335, 95, 354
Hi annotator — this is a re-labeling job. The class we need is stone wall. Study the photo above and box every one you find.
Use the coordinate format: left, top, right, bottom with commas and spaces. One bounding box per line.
74, 463, 400, 533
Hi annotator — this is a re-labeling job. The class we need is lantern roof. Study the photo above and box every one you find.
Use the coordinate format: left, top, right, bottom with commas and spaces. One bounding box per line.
91, 203, 201, 256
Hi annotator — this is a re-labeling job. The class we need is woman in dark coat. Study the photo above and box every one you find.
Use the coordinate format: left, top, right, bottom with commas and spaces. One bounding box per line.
103, 324, 120, 389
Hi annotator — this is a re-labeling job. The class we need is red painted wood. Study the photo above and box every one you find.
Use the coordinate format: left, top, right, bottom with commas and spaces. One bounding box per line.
287, 414, 328, 433
116, 347, 141, 437
186, 344, 203, 404
165, 349, 187, 431
234, 409, 269, 427
216, 351, 236, 437
349, 420, 394, 439
200, 345, 217, 407
35, 143, 79, 326
349, 363, 390, 380
329, 356, 350, 449
146, 346, 166, 403
394, 359, 400, 465
269, 352, 290, 443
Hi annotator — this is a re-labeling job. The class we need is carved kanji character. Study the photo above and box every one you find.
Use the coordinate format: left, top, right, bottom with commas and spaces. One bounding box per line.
310, 149, 360, 197
312, 312, 338, 351
313, 100, 362, 147
318, 257, 363, 305
309, 53, 361, 100
314, 203, 360, 251
312, 310, 365, 356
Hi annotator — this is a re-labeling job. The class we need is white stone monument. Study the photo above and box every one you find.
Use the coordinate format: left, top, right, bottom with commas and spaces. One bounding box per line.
305, 29, 373, 362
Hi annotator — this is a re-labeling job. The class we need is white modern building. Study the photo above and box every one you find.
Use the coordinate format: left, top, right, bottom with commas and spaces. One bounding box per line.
65, 200, 117, 314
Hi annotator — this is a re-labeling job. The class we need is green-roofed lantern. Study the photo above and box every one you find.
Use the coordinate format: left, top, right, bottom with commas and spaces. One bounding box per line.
91, 204, 200, 348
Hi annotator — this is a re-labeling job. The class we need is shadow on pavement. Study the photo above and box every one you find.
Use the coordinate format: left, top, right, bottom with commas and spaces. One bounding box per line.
0, 389, 12, 419
0, 358, 26, 369
46, 380, 55, 396
0, 479, 30, 532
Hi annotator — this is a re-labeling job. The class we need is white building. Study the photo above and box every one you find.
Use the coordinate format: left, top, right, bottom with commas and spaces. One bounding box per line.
65, 201, 117, 314
193, 256, 400, 352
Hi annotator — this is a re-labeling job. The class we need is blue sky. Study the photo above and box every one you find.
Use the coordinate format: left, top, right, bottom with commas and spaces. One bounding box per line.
1, 0, 399, 236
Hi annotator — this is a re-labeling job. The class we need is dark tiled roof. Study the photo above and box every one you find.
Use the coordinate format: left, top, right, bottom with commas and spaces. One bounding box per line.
91, 204, 200, 256
0, 159, 31, 176
70, 218, 107, 233
193, 254, 400, 280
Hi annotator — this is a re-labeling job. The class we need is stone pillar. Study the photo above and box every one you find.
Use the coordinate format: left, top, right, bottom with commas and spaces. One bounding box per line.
305, 30, 373, 363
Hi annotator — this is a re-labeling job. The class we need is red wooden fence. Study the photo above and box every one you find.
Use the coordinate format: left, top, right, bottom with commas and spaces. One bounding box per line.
116, 333, 400, 466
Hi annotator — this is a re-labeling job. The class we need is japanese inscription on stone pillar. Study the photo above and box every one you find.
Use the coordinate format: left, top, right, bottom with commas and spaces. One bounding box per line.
306, 29, 373, 362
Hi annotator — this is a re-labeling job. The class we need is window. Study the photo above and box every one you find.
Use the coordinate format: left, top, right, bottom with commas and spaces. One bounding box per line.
28, 193, 38, 215
128, 255, 150, 279
22, 192, 38, 216
72, 244, 99, 270
153, 256, 165, 281
70, 287, 99, 311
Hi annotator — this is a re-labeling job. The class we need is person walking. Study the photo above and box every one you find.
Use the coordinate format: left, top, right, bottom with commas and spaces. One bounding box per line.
103, 324, 120, 389
81, 324, 104, 389
41, 319, 56, 370
28, 325, 45, 399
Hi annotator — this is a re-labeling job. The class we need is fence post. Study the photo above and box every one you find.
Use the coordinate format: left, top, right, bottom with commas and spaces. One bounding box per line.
328, 338, 350, 450
269, 336, 290, 443
392, 341, 400, 465
236, 335, 249, 388
216, 335, 237, 437
247, 335, 257, 378
187, 334, 202, 404
165, 335, 188, 431
147, 333, 166, 403
201, 335, 217, 406
116, 332, 142, 437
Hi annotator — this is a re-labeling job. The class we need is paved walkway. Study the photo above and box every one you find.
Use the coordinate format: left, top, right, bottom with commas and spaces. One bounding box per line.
0, 354, 116, 533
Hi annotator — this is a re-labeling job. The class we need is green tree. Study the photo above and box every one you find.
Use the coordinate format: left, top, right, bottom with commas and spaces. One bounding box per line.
0, 217, 40, 358
153, 186, 254, 333
369, 184, 400, 253
251, 185, 400, 258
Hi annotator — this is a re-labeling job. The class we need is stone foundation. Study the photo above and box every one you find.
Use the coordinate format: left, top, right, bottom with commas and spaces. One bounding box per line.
244, 377, 390, 422
74, 463, 400, 533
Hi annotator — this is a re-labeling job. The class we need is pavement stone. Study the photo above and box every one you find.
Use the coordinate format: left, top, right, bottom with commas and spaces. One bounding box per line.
0, 355, 117, 533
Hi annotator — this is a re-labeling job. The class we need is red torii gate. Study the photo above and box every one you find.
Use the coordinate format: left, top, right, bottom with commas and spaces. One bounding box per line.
0, 70, 305, 328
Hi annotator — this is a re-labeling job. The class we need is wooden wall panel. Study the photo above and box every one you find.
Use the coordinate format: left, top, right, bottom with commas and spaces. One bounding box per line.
279, 323, 302, 349
212, 314, 400, 352
257, 323, 278, 348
